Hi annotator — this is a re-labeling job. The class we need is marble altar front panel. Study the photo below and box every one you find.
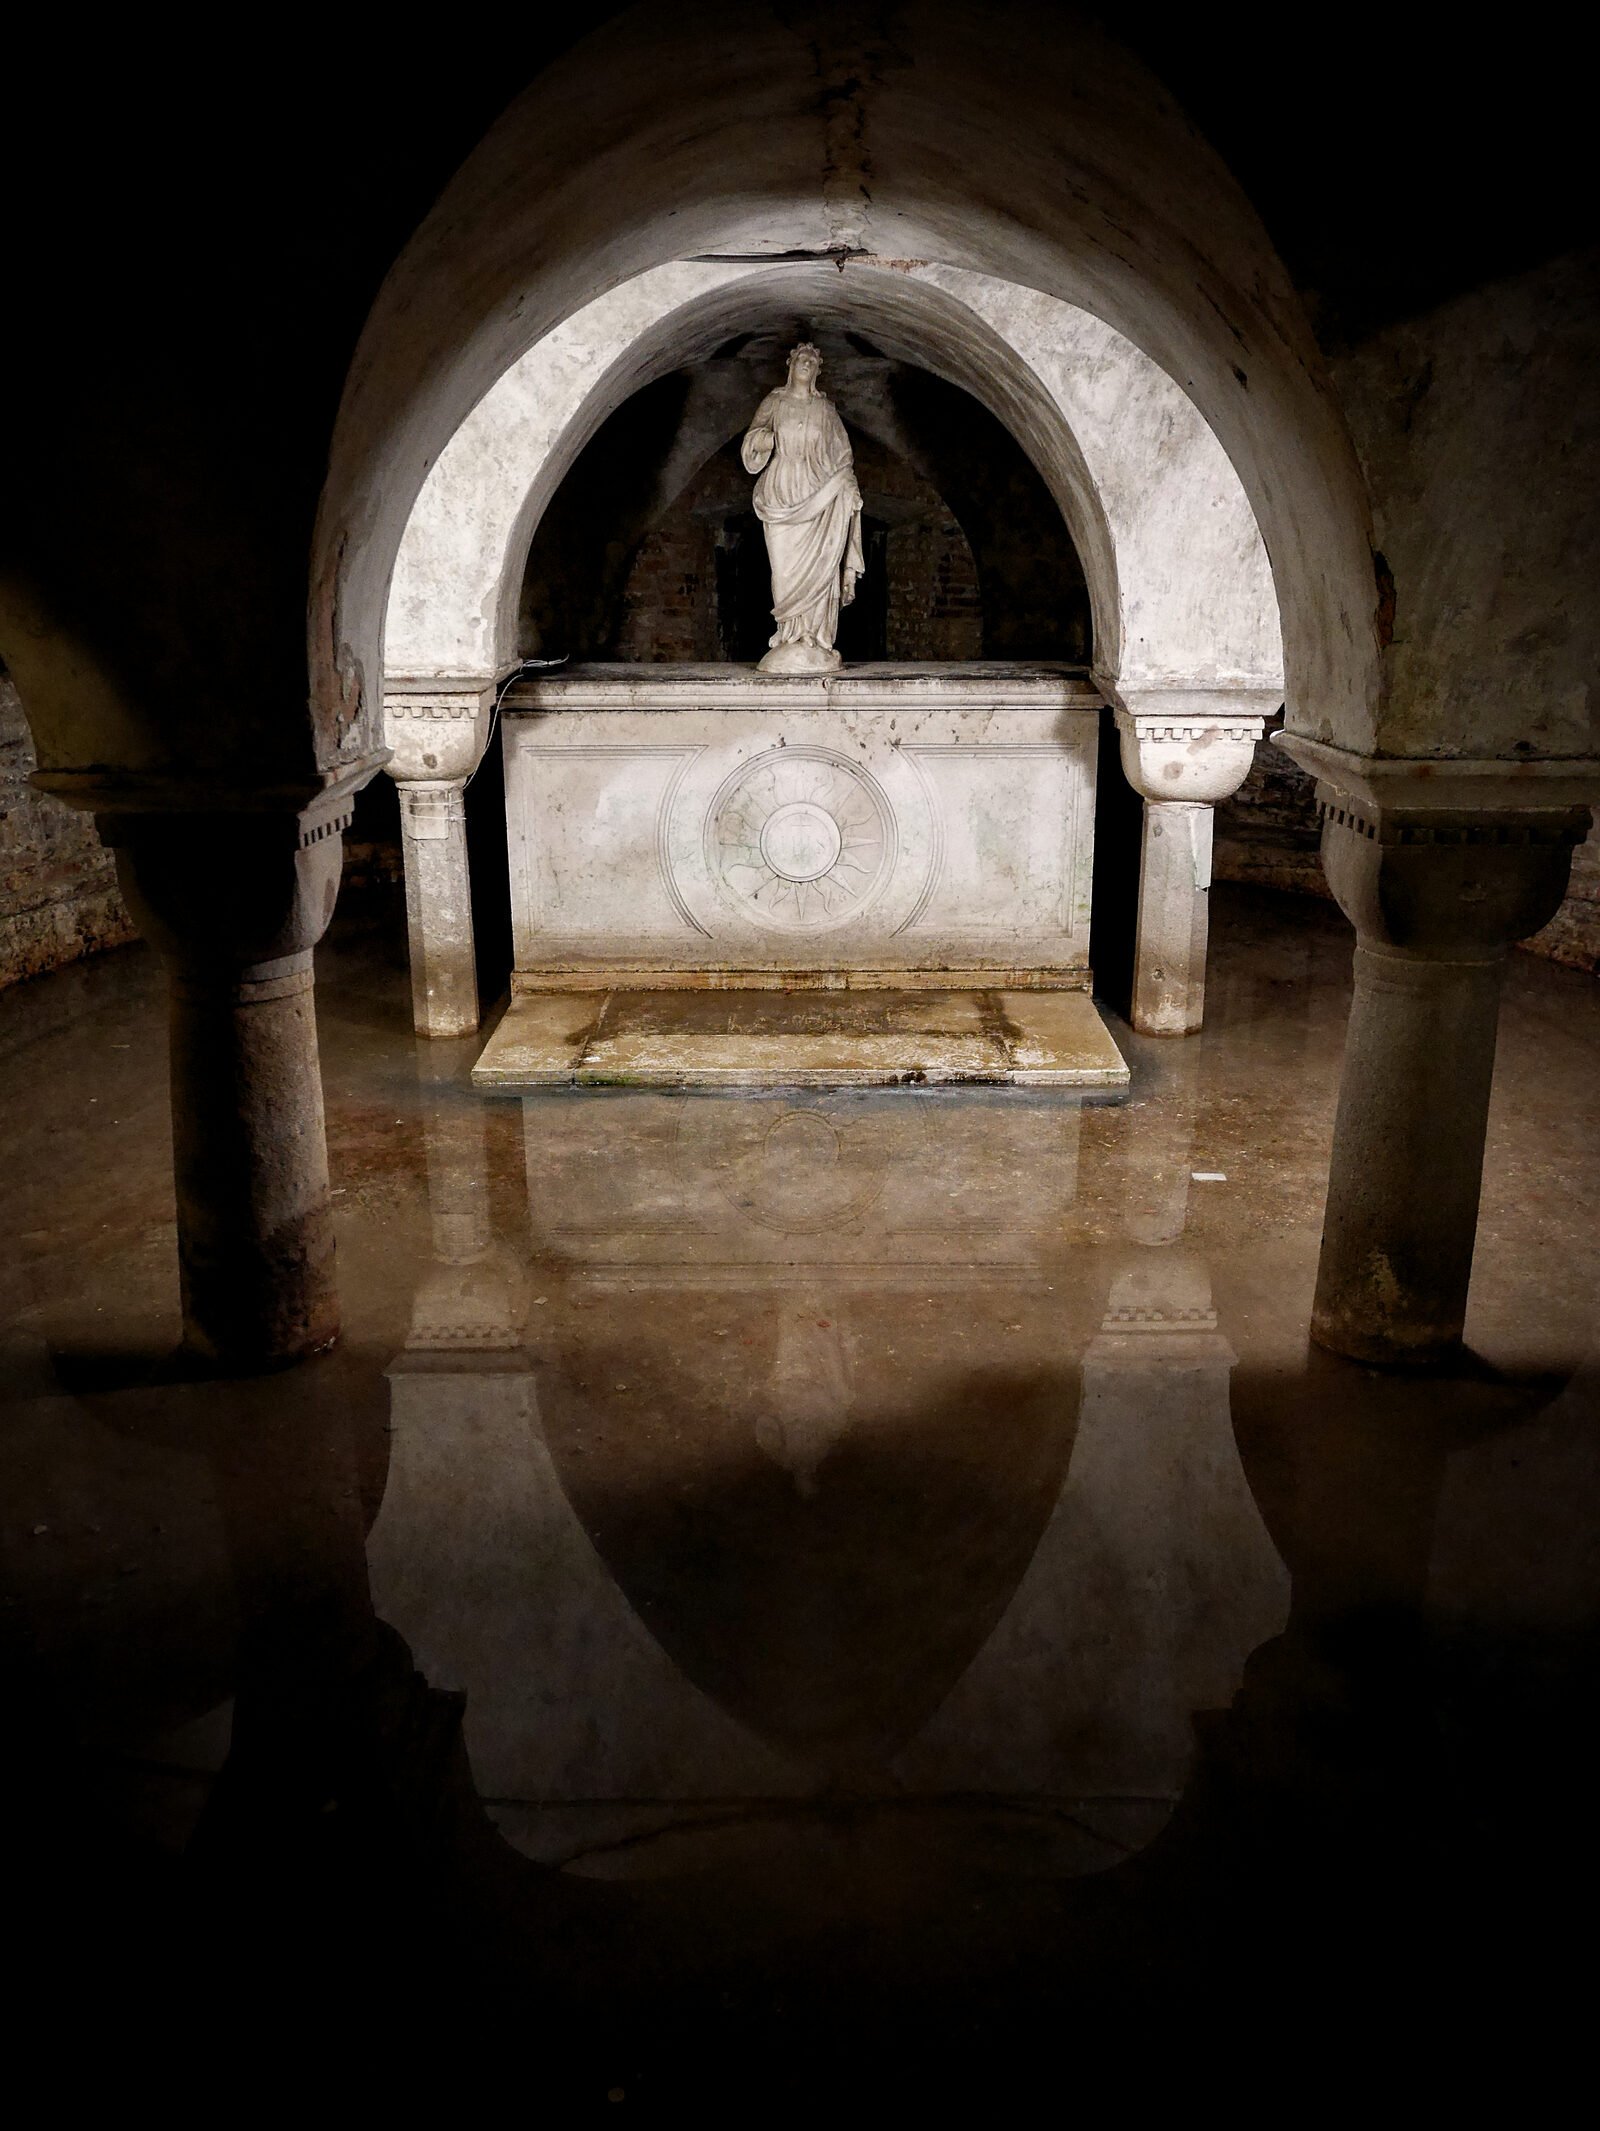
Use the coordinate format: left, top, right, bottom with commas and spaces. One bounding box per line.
501, 666, 1102, 988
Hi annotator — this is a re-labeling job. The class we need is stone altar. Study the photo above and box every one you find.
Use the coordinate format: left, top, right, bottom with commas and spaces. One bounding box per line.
475, 663, 1126, 1087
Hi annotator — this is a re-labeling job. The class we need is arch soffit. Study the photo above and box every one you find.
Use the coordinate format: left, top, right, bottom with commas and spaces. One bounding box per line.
384, 259, 1282, 699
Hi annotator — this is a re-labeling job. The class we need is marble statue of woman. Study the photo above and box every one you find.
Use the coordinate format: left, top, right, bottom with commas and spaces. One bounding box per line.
741, 341, 865, 672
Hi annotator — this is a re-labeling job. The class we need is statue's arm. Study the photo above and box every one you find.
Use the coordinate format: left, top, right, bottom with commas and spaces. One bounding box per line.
741, 392, 779, 473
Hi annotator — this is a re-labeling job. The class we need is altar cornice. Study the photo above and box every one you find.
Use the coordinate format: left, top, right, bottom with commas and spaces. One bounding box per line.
501, 662, 1102, 714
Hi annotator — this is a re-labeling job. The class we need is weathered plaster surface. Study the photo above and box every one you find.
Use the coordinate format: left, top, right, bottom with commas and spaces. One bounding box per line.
387, 263, 747, 679
917, 266, 1281, 693
1332, 253, 1599, 761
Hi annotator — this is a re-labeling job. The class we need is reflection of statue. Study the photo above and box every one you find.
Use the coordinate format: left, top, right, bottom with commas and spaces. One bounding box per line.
741, 341, 865, 673
755, 1295, 854, 1498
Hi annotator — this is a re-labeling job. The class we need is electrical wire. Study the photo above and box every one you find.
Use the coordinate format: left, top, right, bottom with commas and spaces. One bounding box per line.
465, 654, 568, 790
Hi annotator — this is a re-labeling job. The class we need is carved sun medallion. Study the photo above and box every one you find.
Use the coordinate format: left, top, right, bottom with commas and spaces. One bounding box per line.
707, 748, 894, 929
679, 1099, 891, 1236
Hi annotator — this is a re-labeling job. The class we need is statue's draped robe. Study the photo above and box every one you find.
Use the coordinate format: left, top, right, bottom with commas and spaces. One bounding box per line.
741, 389, 865, 654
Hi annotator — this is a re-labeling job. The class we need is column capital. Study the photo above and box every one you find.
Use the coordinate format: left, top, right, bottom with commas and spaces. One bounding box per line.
1084, 1250, 1236, 1371
1107, 681, 1281, 725
31, 750, 388, 840
1111, 690, 1274, 805
383, 681, 495, 1037
383, 677, 496, 785
1276, 737, 1599, 960
32, 751, 388, 974
1273, 732, 1600, 817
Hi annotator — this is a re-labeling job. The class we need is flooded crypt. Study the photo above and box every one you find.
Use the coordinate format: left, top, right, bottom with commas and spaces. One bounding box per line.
2, 1, 1598, 2101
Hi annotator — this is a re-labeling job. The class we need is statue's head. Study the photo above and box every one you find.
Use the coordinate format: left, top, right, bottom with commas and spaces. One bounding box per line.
786, 341, 823, 389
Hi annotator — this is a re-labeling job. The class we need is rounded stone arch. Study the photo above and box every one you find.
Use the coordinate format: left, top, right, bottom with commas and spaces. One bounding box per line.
383, 261, 1123, 682
319, 0, 1371, 760
382, 257, 1282, 705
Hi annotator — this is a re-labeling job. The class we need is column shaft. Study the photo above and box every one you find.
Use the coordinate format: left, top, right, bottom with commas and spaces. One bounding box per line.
102, 789, 368, 1372
1112, 700, 1268, 1038
168, 951, 338, 1365
1282, 757, 1595, 1368
399, 780, 479, 1038
1131, 800, 1212, 1035
1312, 944, 1505, 1362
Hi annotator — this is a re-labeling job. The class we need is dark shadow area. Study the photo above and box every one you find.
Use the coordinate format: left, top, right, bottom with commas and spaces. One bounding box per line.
518, 372, 695, 659
466, 709, 514, 1013
6, 1339, 1593, 2095
888, 366, 1089, 662
1089, 709, 1143, 1018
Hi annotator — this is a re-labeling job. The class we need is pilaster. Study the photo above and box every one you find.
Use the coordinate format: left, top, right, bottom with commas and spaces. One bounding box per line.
1112, 690, 1276, 1034
384, 678, 497, 1038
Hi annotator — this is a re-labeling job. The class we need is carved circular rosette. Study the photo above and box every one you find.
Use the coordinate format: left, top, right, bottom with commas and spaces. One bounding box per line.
706, 747, 895, 930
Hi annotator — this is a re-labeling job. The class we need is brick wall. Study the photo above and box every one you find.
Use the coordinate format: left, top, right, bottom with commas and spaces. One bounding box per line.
884, 510, 982, 662
614, 516, 725, 664
1527, 813, 1600, 971
613, 434, 983, 663
1212, 723, 1327, 902
0, 673, 135, 991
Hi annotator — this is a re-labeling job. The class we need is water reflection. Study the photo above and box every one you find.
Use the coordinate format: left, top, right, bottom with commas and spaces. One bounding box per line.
369, 1071, 1287, 1877
7, 911, 1598, 2074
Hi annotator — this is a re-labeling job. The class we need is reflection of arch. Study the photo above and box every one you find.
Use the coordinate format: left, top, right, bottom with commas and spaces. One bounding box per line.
383, 259, 1283, 704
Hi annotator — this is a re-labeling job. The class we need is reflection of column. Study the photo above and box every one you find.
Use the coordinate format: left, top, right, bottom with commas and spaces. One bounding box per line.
403, 1045, 524, 1351
1114, 695, 1273, 1035
899, 1043, 1289, 1805
1278, 742, 1597, 1363
1072, 1247, 1284, 1793
1120, 1040, 1202, 1247
1064, 1034, 1282, 1791
90, 768, 379, 1366
900, 1242, 1286, 1803
371, 1352, 798, 1817
383, 682, 494, 1039
374, 1058, 794, 1813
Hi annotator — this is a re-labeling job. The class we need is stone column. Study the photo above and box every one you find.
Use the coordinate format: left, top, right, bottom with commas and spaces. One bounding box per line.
88, 766, 380, 1369
1278, 739, 1598, 1365
1114, 696, 1273, 1035
384, 681, 495, 1039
